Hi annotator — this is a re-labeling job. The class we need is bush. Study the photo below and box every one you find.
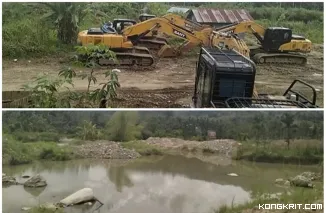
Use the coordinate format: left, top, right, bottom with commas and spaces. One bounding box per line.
236, 140, 323, 164
3, 18, 58, 58
39, 147, 72, 161
30, 142, 73, 161
3, 136, 32, 165
3, 135, 74, 165
13, 132, 60, 142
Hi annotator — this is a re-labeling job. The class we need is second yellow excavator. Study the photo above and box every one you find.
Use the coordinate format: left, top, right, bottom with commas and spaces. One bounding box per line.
215, 21, 312, 64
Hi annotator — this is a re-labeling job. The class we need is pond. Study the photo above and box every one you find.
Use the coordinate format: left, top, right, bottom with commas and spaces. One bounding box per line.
2, 155, 319, 213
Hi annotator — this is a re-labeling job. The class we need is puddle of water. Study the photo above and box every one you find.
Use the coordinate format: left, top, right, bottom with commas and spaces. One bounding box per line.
2, 155, 318, 213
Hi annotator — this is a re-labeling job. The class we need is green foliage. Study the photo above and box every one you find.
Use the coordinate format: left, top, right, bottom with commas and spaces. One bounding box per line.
42, 3, 90, 44
3, 111, 323, 142
74, 44, 120, 107
215, 181, 323, 213
76, 120, 100, 140
121, 141, 163, 156
281, 113, 296, 149
21, 44, 120, 108
22, 73, 73, 108
3, 135, 73, 165
39, 148, 71, 161
90, 70, 120, 104
2, 18, 57, 58
26, 142, 73, 161
75, 44, 117, 66
234, 139, 323, 164
3, 136, 33, 165
28, 206, 64, 213
14, 132, 60, 142
105, 112, 143, 142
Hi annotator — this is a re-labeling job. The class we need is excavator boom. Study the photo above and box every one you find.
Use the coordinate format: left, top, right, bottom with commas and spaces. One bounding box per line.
121, 17, 214, 57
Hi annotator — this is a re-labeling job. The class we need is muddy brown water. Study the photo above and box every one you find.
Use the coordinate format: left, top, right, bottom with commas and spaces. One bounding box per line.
2, 155, 319, 213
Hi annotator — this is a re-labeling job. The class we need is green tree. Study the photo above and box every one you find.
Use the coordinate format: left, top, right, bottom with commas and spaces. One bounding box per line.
76, 120, 100, 140
105, 112, 143, 142
42, 2, 89, 44
281, 113, 295, 149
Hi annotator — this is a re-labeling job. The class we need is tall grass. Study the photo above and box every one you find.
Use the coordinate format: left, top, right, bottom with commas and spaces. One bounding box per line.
13, 131, 60, 143
3, 135, 73, 165
215, 182, 323, 213
233, 139, 323, 164
3, 18, 58, 58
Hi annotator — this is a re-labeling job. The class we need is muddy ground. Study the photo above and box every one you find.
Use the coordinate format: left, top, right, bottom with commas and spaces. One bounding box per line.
2, 44, 324, 107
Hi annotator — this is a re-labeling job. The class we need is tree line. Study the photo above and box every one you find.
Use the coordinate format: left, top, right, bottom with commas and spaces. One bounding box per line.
3, 111, 323, 142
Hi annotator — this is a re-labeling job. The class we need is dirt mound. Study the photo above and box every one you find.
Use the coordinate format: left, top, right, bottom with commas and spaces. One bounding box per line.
75, 141, 140, 159
143, 137, 238, 156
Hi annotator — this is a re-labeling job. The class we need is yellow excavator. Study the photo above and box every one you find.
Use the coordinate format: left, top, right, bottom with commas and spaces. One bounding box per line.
140, 14, 312, 65
151, 16, 312, 65
77, 16, 249, 66
213, 21, 312, 64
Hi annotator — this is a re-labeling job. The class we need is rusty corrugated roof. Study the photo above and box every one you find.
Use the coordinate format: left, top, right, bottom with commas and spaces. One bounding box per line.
190, 8, 253, 23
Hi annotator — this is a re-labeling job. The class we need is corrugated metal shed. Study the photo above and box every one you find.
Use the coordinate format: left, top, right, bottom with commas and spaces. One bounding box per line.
188, 8, 253, 23
167, 7, 190, 14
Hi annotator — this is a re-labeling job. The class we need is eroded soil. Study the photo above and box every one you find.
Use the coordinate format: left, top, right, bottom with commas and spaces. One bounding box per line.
2, 44, 323, 107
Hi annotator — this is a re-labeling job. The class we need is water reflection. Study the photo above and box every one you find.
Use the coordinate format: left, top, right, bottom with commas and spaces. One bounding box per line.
23, 185, 46, 197
107, 166, 134, 192
3, 155, 318, 213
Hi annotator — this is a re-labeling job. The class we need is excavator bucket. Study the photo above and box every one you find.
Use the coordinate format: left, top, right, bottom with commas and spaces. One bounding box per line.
158, 44, 180, 58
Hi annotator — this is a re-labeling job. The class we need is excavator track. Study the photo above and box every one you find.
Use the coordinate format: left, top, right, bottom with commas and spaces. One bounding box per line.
99, 52, 154, 67
252, 53, 308, 65
99, 46, 154, 67
78, 46, 155, 68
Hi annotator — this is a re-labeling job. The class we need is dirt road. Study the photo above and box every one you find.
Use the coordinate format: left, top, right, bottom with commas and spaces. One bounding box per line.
2, 45, 323, 107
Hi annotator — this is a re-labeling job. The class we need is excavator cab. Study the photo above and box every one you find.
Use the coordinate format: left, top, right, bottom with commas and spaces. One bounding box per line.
112, 19, 137, 34
139, 14, 156, 22
192, 47, 318, 108
192, 47, 256, 108
262, 27, 292, 52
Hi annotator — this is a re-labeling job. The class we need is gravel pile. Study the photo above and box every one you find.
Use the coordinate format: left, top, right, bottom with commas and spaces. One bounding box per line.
199, 140, 237, 155
75, 141, 140, 159
144, 137, 237, 156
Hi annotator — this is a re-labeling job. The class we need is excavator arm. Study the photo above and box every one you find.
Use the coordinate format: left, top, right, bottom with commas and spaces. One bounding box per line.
162, 13, 211, 31
216, 21, 266, 44
211, 32, 251, 58
122, 17, 214, 57
122, 17, 212, 45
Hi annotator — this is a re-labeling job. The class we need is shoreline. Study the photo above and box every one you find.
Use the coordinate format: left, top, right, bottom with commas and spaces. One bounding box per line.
3, 137, 323, 166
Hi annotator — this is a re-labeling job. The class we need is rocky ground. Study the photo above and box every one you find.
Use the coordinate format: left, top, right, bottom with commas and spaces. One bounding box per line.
71, 138, 239, 161
143, 137, 238, 156
74, 141, 141, 159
